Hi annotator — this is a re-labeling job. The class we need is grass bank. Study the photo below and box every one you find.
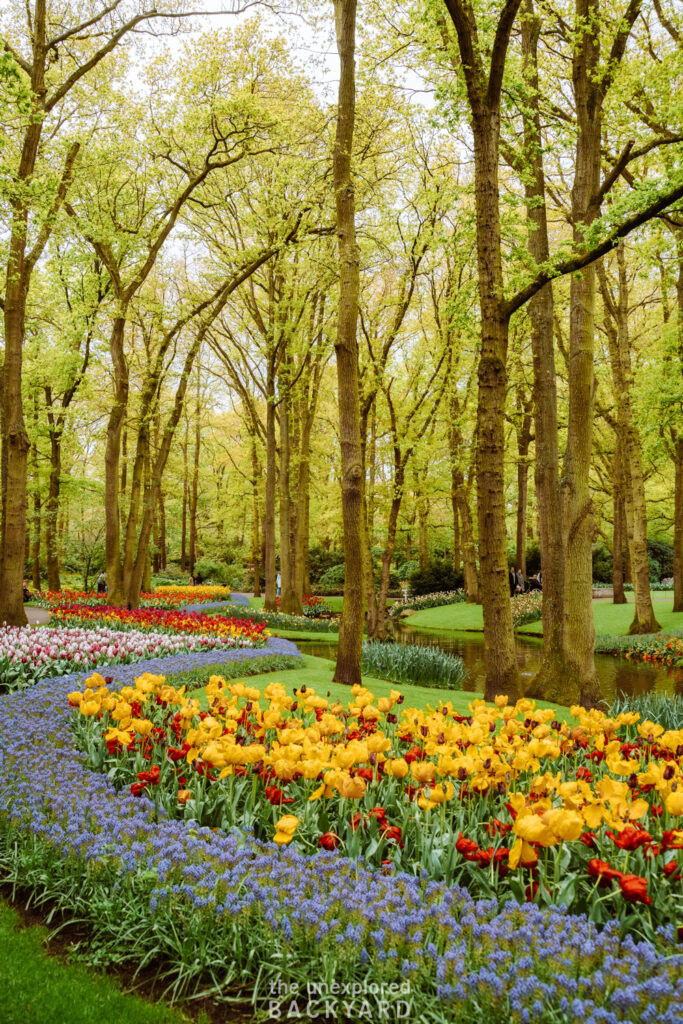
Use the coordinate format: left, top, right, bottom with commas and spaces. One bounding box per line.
189, 653, 572, 721
0, 898, 191, 1024
408, 595, 683, 639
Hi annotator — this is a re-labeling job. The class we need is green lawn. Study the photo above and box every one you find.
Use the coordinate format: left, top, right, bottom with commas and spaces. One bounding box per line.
190, 653, 572, 721
408, 594, 683, 638
0, 900, 191, 1024
250, 595, 345, 612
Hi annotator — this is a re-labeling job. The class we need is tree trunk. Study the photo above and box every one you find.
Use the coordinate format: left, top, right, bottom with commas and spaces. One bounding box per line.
103, 315, 129, 606
189, 371, 200, 576
250, 431, 262, 598
560, 0, 603, 708
613, 440, 627, 604
31, 435, 41, 591
518, 0, 569, 700
471, 112, 519, 700
332, 0, 365, 687
458, 480, 479, 603
674, 437, 683, 612
514, 394, 532, 575
181, 418, 188, 572
264, 355, 278, 611
45, 430, 62, 591
599, 246, 660, 633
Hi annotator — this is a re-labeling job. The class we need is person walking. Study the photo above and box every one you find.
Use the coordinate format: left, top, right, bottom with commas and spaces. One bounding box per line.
509, 566, 517, 597
97, 573, 106, 594
516, 568, 525, 594
276, 571, 282, 597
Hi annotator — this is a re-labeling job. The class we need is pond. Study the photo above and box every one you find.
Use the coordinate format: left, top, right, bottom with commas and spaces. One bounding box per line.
297, 625, 681, 704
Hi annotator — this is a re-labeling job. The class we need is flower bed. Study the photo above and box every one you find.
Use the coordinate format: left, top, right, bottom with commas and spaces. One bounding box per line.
70, 673, 683, 938
0, 663, 680, 1021
210, 603, 340, 633
623, 634, 683, 668
0, 621, 267, 693
389, 590, 467, 617
50, 604, 268, 642
33, 586, 232, 611
511, 590, 543, 628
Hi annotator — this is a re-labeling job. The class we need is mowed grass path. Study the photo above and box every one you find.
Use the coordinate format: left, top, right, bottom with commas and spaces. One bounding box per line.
191, 654, 573, 722
0, 900, 191, 1024
407, 595, 683, 638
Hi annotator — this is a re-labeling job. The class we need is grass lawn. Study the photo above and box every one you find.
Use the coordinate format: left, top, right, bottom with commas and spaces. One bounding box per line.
0, 899, 191, 1024
518, 598, 683, 638
250, 595, 345, 612
408, 595, 683, 639
189, 653, 573, 721
407, 603, 484, 630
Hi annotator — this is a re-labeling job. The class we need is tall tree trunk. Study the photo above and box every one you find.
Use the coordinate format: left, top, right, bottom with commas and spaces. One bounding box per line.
600, 246, 660, 633
519, 0, 568, 700
674, 438, 683, 613
514, 392, 533, 576
458, 477, 479, 603
472, 116, 519, 700
250, 431, 262, 598
188, 368, 200, 576
45, 430, 62, 591
159, 488, 167, 570
264, 353, 278, 611
104, 315, 129, 605
332, 0, 365, 687
560, 0, 603, 707
31, 432, 41, 591
613, 439, 627, 604
181, 418, 188, 572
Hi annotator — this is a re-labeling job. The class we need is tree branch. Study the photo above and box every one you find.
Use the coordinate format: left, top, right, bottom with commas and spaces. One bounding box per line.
24, 140, 80, 282
506, 180, 683, 315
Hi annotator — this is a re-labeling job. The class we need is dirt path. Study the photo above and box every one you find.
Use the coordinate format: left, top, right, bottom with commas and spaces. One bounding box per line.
25, 606, 50, 625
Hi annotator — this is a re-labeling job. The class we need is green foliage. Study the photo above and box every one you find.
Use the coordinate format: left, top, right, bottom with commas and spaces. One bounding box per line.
395, 560, 420, 580
592, 543, 614, 584
308, 546, 345, 583
408, 561, 464, 596
192, 557, 242, 588
361, 640, 466, 689
317, 563, 345, 590
609, 692, 683, 731
647, 539, 674, 580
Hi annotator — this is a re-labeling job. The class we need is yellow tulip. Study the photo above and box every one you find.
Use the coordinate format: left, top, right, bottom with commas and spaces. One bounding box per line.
665, 791, 683, 816
275, 814, 299, 835
384, 758, 409, 779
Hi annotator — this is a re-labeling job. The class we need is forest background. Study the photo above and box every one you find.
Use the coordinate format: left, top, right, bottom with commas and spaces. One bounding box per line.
2, 0, 683, 707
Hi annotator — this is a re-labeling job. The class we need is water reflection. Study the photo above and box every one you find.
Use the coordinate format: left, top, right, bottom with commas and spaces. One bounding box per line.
298, 626, 681, 703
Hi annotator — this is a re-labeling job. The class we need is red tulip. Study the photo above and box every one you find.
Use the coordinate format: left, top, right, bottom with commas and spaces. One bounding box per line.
318, 832, 339, 850
606, 825, 651, 851
587, 859, 621, 887
618, 873, 652, 905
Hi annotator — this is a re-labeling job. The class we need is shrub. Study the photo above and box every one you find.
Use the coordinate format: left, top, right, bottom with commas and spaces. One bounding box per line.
317, 563, 345, 589
592, 543, 613, 584
193, 557, 243, 587
647, 538, 674, 580
395, 559, 419, 581
308, 546, 345, 584
361, 639, 466, 689
409, 561, 464, 596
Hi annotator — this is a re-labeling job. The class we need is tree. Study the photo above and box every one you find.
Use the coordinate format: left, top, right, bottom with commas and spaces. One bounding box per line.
332, 0, 365, 686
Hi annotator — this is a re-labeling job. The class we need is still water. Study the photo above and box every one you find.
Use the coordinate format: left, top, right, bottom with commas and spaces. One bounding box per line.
298, 626, 681, 703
